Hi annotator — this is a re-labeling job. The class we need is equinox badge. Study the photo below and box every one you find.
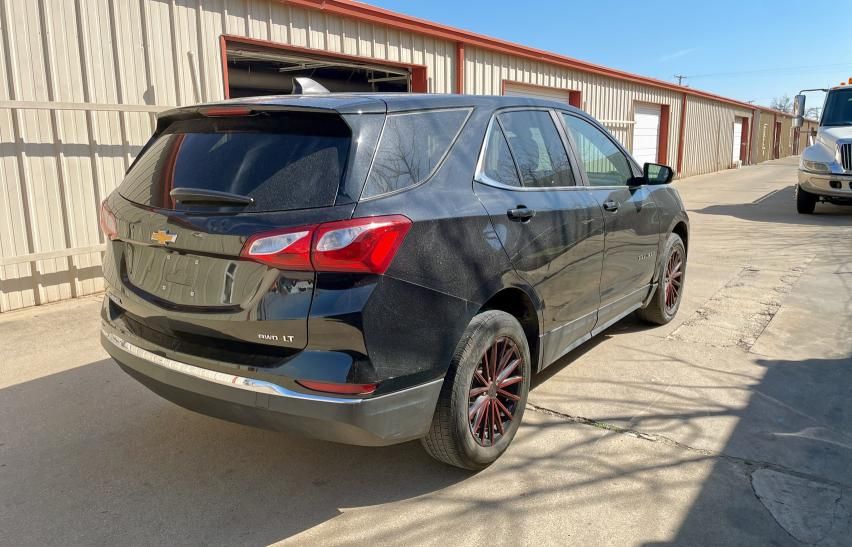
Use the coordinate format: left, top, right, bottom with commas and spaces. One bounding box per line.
151, 230, 177, 245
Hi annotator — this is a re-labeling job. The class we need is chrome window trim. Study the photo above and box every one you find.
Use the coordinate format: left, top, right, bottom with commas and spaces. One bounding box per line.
102, 328, 441, 404
474, 107, 585, 192
359, 106, 474, 201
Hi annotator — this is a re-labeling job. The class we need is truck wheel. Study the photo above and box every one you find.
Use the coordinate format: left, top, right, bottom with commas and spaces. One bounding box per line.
796, 185, 817, 214
638, 232, 686, 325
421, 310, 530, 470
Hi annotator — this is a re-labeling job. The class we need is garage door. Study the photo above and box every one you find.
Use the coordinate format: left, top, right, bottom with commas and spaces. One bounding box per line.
503, 82, 573, 104
632, 104, 661, 166
732, 119, 743, 164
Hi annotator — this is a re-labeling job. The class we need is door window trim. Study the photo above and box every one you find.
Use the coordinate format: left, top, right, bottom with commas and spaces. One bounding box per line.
474, 107, 587, 192
557, 110, 644, 189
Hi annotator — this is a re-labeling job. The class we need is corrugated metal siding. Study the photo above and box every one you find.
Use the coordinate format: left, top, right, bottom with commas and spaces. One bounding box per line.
464, 46, 683, 167
0, 0, 455, 312
679, 96, 754, 177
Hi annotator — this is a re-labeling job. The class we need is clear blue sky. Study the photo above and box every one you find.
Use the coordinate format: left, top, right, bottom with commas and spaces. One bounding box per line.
365, 0, 852, 107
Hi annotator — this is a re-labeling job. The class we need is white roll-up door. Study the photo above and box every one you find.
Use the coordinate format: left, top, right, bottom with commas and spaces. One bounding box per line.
503, 82, 572, 104
732, 119, 743, 164
632, 104, 661, 166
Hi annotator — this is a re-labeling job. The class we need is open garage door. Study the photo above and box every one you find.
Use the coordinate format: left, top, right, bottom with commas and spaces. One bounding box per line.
222, 38, 427, 98
632, 104, 661, 166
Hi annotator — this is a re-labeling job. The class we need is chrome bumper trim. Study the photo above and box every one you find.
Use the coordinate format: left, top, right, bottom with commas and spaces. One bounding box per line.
103, 328, 372, 404
102, 328, 443, 405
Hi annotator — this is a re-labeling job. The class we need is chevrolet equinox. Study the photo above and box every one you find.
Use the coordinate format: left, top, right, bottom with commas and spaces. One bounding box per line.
99, 93, 689, 470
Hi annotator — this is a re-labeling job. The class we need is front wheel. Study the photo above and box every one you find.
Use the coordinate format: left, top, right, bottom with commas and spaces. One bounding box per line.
796, 185, 817, 214
637, 232, 686, 325
421, 310, 531, 470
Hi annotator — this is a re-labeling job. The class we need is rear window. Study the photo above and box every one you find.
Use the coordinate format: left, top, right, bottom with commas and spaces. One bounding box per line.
361, 108, 471, 199
118, 113, 351, 212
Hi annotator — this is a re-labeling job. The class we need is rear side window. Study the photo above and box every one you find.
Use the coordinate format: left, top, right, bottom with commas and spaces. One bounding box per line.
497, 110, 575, 188
118, 113, 351, 212
361, 108, 471, 199
481, 122, 521, 187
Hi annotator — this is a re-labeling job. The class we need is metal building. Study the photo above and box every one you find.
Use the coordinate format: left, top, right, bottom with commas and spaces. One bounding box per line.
0, 0, 805, 312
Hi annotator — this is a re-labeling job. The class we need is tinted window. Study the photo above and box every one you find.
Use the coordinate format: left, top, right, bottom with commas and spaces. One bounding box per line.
498, 110, 575, 188
822, 88, 852, 127
482, 122, 521, 187
562, 114, 633, 187
118, 113, 351, 212
362, 108, 470, 198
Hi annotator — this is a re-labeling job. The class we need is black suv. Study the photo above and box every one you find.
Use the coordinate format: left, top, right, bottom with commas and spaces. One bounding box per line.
100, 93, 688, 470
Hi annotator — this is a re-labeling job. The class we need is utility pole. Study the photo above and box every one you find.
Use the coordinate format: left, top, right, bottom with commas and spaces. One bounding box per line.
674, 74, 687, 86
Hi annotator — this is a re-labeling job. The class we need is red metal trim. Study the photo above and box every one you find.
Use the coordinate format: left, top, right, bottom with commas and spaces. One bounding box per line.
281, 0, 794, 116
455, 42, 465, 94
739, 116, 750, 164
746, 111, 755, 164
658, 104, 670, 165
219, 35, 230, 99
569, 91, 581, 109
676, 94, 688, 174
221, 34, 429, 93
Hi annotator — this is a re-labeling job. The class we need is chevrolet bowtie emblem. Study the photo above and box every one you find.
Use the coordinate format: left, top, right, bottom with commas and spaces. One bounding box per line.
151, 230, 177, 245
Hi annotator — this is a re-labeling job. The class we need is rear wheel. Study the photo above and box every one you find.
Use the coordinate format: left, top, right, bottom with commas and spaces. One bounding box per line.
421, 310, 531, 470
637, 233, 686, 325
796, 185, 817, 214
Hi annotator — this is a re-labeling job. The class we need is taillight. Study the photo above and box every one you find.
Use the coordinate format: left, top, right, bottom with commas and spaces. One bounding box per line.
296, 379, 378, 396
241, 226, 315, 270
241, 215, 412, 274
99, 200, 118, 240
312, 215, 411, 274
200, 106, 252, 117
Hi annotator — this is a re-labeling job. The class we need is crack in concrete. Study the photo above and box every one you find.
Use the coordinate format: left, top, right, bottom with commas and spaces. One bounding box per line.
525, 401, 852, 491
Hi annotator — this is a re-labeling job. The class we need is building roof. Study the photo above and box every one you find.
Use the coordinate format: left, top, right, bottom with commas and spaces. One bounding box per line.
282, 0, 795, 117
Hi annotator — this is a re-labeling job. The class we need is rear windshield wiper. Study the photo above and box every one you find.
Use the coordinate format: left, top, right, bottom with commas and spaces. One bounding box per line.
170, 188, 254, 205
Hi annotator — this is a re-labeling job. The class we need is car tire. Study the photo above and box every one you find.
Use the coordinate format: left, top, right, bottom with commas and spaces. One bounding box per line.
421, 310, 531, 470
637, 232, 686, 325
796, 185, 817, 214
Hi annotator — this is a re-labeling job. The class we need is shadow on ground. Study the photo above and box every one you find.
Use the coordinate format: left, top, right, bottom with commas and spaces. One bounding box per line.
0, 360, 469, 545
694, 185, 852, 225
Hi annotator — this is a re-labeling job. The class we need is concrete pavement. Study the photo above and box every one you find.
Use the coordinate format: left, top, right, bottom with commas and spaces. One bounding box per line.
1, 157, 850, 546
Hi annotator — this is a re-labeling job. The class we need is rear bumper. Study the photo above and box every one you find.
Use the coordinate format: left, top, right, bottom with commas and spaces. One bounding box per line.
798, 171, 852, 199
101, 327, 442, 446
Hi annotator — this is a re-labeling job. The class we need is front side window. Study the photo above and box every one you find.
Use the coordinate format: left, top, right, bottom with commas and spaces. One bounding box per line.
562, 114, 633, 187
362, 108, 471, 198
497, 110, 575, 188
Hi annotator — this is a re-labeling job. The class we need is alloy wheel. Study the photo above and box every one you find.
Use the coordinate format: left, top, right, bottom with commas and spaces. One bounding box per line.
664, 248, 683, 313
468, 337, 524, 446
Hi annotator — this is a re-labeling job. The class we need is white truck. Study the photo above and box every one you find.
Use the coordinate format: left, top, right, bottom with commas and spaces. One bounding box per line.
794, 84, 852, 213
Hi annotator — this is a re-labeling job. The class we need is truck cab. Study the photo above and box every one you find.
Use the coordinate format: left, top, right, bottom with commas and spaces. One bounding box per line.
794, 83, 852, 213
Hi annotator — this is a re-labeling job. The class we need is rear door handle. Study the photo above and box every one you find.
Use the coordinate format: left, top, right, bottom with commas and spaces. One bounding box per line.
602, 200, 619, 212
507, 206, 536, 222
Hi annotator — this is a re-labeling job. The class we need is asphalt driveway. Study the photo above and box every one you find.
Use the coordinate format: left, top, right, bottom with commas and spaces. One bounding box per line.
1, 156, 850, 546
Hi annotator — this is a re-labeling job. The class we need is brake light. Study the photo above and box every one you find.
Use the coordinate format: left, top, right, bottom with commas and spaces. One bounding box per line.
240, 215, 412, 274
296, 379, 378, 395
99, 200, 118, 240
201, 106, 252, 117
313, 215, 412, 274
241, 226, 315, 270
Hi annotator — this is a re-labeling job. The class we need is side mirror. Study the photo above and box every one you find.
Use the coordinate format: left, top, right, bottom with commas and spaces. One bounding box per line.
793, 94, 806, 128
644, 162, 674, 185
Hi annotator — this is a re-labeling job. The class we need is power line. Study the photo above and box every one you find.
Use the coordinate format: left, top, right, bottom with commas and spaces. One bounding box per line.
686, 61, 852, 80
674, 74, 687, 85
